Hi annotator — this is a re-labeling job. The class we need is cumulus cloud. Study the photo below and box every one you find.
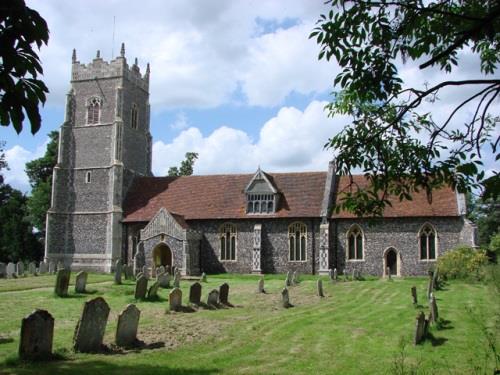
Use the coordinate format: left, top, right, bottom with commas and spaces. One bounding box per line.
3, 142, 47, 193
152, 100, 347, 175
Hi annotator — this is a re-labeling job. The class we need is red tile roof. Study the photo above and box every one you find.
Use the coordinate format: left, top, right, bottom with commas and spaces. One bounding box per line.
122, 172, 459, 222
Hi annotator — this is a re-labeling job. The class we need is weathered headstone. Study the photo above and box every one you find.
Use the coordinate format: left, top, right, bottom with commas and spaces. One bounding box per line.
114, 260, 122, 285
343, 269, 347, 281
48, 261, 56, 274
18, 309, 54, 360
142, 265, 149, 279
73, 297, 110, 353
333, 268, 338, 281
75, 271, 88, 293
429, 294, 439, 323
219, 283, 229, 305
158, 272, 170, 288
39, 261, 48, 274
54, 269, 71, 297
386, 267, 392, 280
317, 279, 324, 297
286, 271, 292, 286
56, 261, 64, 271
201, 272, 207, 282
28, 262, 36, 275
257, 277, 265, 293
6, 262, 15, 278
411, 286, 418, 305
173, 271, 181, 288
134, 275, 148, 300
0, 262, 6, 278
292, 271, 299, 285
207, 289, 219, 307
147, 281, 160, 300
328, 268, 334, 280
115, 304, 140, 348
427, 271, 434, 300
16, 261, 24, 277
189, 282, 202, 305
414, 311, 426, 345
169, 287, 182, 311
282, 288, 291, 308
128, 265, 135, 280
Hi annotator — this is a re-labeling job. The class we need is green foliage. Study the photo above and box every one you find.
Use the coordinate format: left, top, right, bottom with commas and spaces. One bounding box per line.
475, 196, 500, 247
489, 233, 500, 258
437, 245, 489, 280
168, 152, 198, 177
0, 141, 7, 185
0, 0, 49, 134
311, 0, 500, 217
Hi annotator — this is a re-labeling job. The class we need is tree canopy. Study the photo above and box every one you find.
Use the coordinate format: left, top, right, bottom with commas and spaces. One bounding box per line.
0, 0, 49, 134
168, 152, 199, 177
311, 0, 500, 217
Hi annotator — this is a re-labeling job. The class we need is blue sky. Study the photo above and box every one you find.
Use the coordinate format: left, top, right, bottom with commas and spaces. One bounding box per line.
1, 1, 497, 193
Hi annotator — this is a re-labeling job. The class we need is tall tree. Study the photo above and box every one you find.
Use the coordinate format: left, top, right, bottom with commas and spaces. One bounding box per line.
0, 0, 49, 134
311, 0, 500, 216
168, 152, 199, 177
25, 131, 58, 233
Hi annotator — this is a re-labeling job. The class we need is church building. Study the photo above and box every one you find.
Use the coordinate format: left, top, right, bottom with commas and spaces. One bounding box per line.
44, 47, 477, 276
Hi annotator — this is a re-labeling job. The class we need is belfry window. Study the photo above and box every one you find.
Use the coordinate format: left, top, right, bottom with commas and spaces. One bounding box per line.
87, 97, 101, 124
419, 224, 437, 260
289, 222, 307, 261
220, 223, 237, 261
347, 225, 363, 260
131, 103, 138, 129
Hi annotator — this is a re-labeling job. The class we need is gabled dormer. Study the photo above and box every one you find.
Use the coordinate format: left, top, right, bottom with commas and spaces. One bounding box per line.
245, 168, 279, 214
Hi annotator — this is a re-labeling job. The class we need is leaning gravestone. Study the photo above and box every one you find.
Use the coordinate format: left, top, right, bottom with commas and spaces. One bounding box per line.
134, 275, 148, 300
189, 282, 202, 305
115, 304, 140, 347
429, 294, 439, 323
48, 261, 56, 274
114, 260, 122, 285
173, 272, 181, 288
147, 281, 160, 300
169, 288, 182, 311
414, 311, 426, 345
286, 271, 292, 286
207, 289, 219, 307
28, 262, 36, 275
201, 272, 207, 282
317, 279, 324, 297
73, 297, 110, 353
411, 286, 418, 305
158, 272, 170, 288
75, 271, 88, 293
257, 277, 265, 293
55, 269, 71, 297
219, 283, 230, 305
19, 309, 54, 360
0, 262, 5, 278
16, 261, 24, 277
282, 288, 292, 308
39, 261, 48, 274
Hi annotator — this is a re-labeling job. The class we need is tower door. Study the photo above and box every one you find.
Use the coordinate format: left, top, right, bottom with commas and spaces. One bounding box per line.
152, 243, 173, 270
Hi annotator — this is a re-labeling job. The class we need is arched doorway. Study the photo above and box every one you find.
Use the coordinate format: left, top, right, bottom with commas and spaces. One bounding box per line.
152, 243, 173, 270
383, 247, 401, 277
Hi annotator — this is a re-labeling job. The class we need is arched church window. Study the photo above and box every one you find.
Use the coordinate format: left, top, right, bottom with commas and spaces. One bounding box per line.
131, 103, 138, 129
419, 224, 437, 260
87, 97, 101, 124
347, 225, 363, 260
220, 223, 237, 261
289, 222, 307, 261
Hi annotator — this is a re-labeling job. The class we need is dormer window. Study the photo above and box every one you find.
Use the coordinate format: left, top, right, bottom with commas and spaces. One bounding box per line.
247, 194, 275, 213
245, 168, 279, 214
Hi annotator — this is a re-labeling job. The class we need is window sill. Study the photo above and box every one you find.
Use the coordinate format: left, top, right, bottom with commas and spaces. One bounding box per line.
346, 259, 365, 262
288, 260, 307, 263
419, 259, 437, 262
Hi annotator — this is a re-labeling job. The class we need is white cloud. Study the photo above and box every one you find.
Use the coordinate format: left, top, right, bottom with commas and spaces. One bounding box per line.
152, 100, 347, 175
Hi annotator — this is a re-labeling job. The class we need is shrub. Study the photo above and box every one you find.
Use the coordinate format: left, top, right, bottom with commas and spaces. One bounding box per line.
437, 245, 489, 280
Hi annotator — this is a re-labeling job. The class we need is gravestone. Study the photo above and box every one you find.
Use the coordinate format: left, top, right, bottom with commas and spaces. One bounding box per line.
128, 265, 135, 280
142, 265, 149, 279
147, 281, 160, 300
411, 286, 418, 305
257, 277, 265, 293
429, 294, 439, 323
328, 268, 334, 281
201, 272, 207, 282
114, 260, 122, 285
123, 264, 130, 280
207, 289, 219, 307
115, 304, 140, 348
292, 271, 299, 285
414, 311, 426, 345
54, 269, 71, 297
282, 288, 291, 308
317, 279, 324, 297
75, 271, 88, 293
0, 262, 5, 278
219, 283, 229, 305
189, 282, 202, 305
28, 262, 36, 275
18, 309, 54, 360
6, 262, 15, 278
134, 275, 148, 300
427, 271, 434, 300
386, 267, 392, 280
39, 261, 48, 274
286, 271, 292, 286
73, 297, 110, 353
169, 288, 182, 311
16, 261, 24, 277
48, 262, 56, 274
158, 272, 170, 288
173, 272, 181, 288
343, 269, 347, 281
56, 261, 64, 271
333, 268, 338, 281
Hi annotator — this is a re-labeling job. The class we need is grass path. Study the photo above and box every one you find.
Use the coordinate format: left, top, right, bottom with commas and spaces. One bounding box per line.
0, 274, 497, 374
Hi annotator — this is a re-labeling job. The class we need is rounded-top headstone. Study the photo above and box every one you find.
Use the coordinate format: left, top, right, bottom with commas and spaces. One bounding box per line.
189, 282, 202, 305
169, 287, 182, 311
55, 269, 71, 297
73, 297, 110, 353
19, 309, 54, 360
115, 304, 141, 348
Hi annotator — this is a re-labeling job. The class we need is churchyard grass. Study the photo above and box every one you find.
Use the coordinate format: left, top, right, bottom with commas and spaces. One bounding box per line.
0, 273, 497, 374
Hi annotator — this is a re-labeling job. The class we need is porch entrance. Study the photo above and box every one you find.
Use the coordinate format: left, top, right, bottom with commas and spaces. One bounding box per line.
152, 243, 173, 270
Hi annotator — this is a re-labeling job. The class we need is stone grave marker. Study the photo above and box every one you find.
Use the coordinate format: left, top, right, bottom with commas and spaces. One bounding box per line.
39, 261, 48, 274
73, 297, 110, 353
343, 269, 347, 281
207, 289, 219, 307
158, 272, 170, 288
18, 309, 54, 360
6, 262, 15, 278
56, 261, 64, 271
128, 265, 135, 280
16, 261, 24, 277
333, 268, 338, 281
201, 272, 207, 282
292, 271, 299, 285
169, 288, 182, 311
55, 269, 71, 297
411, 286, 418, 305
328, 268, 334, 280
142, 265, 149, 279
123, 264, 130, 280
0, 262, 5, 278
134, 275, 148, 300
75, 271, 88, 293
48, 261, 56, 274
28, 262, 36, 275
286, 271, 292, 286
429, 294, 439, 323
147, 281, 160, 300
219, 283, 229, 305
189, 282, 202, 305
257, 277, 265, 293
427, 271, 434, 300
114, 260, 122, 285
115, 304, 140, 348
282, 288, 291, 308
317, 279, 324, 297
414, 311, 426, 345
173, 271, 181, 288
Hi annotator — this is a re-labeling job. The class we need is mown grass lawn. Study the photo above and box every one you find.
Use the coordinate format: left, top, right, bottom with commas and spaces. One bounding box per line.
0, 273, 498, 374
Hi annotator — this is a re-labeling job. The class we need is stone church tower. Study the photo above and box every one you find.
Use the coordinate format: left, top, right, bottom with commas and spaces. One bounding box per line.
45, 45, 152, 272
